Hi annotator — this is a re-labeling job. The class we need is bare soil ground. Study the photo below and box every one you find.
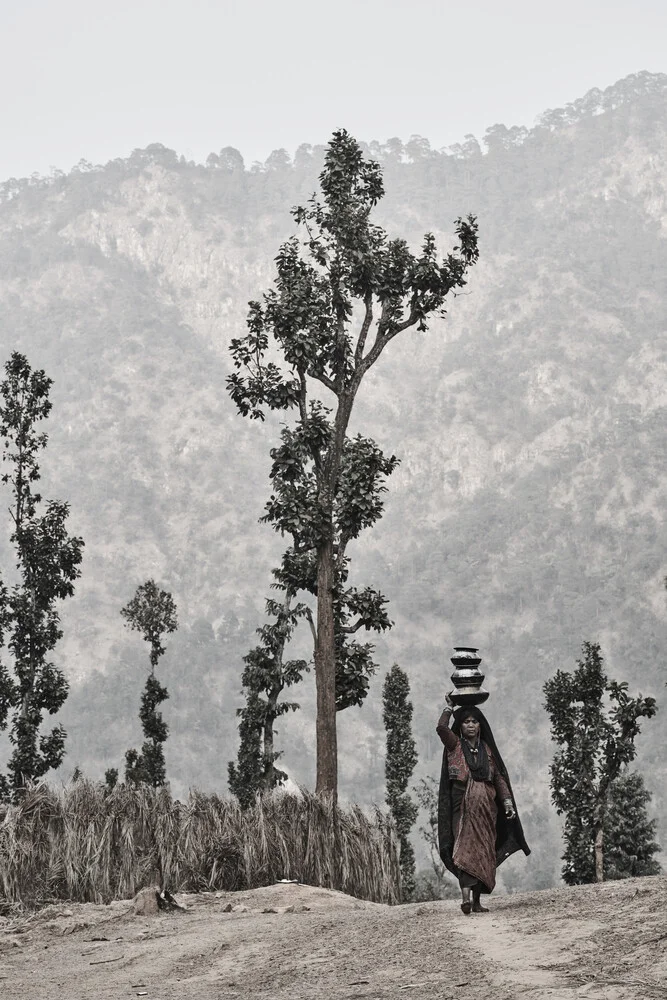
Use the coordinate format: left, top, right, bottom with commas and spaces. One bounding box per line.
1, 875, 665, 1000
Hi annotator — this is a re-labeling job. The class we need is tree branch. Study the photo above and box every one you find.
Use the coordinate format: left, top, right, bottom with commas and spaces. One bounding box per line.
305, 607, 317, 645
309, 370, 337, 395
297, 370, 308, 426
339, 618, 367, 634
354, 292, 373, 367
362, 307, 419, 373
335, 532, 351, 575
298, 371, 322, 474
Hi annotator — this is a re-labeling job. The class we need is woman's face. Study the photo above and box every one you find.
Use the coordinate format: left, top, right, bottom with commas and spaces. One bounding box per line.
460, 716, 480, 741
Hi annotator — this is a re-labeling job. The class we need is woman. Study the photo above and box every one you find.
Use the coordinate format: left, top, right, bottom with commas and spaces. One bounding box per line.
436, 696, 530, 913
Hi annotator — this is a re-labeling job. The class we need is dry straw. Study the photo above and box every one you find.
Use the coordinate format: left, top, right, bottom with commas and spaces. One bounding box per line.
0, 781, 401, 908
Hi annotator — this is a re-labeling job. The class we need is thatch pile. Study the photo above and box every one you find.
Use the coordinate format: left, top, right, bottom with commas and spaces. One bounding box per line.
0, 782, 400, 907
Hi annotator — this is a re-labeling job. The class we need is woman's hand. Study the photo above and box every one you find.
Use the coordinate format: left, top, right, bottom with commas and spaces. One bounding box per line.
445, 692, 454, 710
504, 798, 516, 819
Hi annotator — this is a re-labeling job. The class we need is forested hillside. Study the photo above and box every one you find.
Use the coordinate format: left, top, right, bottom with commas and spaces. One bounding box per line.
1, 70, 665, 887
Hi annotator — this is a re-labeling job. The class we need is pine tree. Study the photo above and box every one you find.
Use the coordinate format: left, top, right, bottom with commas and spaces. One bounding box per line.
0, 353, 84, 802
382, 663, 418, 899
543, 641, 656, 884
227, 129, 478, 796
121, 580, 177, 787
604, 769, 661, 879
104, 767, 119, 791
228, 587, 307, 806
227, 690, 266, 809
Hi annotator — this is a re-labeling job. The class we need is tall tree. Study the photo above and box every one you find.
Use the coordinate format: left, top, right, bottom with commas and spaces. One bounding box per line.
265, 442, 396, 716
229, 532, 389, 805
227, 129, 479, 796
0, 353, 84, 802
382, 664, 418, 899
121, 580, 177, 787
604, 769, 661, 879
543, 641, 656, 884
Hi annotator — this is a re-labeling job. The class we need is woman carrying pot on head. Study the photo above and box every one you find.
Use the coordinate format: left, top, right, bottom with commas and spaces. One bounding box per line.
436, 695, 530, 913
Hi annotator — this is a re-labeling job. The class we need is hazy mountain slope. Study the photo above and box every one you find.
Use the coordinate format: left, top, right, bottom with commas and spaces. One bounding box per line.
0, 72, 665, 884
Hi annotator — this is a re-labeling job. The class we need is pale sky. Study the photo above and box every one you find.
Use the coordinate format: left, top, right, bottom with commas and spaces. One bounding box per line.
1, 0, 665, 180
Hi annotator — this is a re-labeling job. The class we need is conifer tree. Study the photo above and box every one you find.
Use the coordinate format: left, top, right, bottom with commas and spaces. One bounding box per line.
604, 769, 661, 879
121, 580, 177, 787
104, 767, 119, 791
543, 641, 656, 884
228, 690, 265, 808
382, 663, 418, 899
0, 353, 84, 802
227, 129, 478, 796
228, 586, 308, 807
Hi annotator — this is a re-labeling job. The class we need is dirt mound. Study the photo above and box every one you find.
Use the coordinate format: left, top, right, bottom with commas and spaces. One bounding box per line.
0, 876, 665, 999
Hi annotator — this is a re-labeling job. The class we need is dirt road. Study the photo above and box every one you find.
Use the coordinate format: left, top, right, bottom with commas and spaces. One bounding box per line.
1, 875, 665, 999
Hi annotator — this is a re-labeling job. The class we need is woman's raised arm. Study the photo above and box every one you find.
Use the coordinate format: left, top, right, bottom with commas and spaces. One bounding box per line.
436, 697, 458, 750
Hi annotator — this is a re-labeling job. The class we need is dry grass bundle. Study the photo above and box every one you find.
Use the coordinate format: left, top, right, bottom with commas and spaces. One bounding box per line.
0, 782, 400, 907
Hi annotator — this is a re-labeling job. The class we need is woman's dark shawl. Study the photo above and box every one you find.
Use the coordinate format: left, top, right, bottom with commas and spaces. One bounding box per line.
437, 706, 530, 886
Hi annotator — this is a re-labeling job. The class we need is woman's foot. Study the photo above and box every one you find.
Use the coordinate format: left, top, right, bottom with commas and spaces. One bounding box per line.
472, 891, 489, 913
460, 888, 471, 914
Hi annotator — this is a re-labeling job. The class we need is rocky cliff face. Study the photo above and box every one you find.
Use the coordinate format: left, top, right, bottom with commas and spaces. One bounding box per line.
0, 72, 665, 885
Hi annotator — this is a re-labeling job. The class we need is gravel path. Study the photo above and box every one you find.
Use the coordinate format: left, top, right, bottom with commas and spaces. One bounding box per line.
1, 876, 665, 999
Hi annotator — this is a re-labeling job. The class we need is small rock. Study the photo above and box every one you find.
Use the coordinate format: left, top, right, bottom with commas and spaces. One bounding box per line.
132, 887, 160, 917
262, 907, 278, 914
221, 902, 233, 913
232, 905, 248, 913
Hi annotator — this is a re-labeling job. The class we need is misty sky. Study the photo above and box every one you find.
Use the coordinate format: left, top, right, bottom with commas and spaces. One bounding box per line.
1, 0, 665, 181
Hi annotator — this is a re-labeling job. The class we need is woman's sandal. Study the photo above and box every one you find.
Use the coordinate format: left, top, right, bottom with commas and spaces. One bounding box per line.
472, 900, 489, 913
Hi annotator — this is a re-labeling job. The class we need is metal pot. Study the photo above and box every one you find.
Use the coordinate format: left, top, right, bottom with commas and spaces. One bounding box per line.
448, 646, 489, 706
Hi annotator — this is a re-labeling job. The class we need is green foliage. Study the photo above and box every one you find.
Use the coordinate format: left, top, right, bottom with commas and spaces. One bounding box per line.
412, 866, 461, 901
227, 130, 478, 792
228, 690, 265, 809
543, 641, 657, 884
265, 429, 396, 712
227, 128, 478, 424
104, 768, 119, 791
383, 664, 418, 899
121, 579, 178, 672
604, 769, 661, 879
121, 580, 177, 787
412, 776, 457, 897
0, 353, 84, 801
228, 589, 307, 807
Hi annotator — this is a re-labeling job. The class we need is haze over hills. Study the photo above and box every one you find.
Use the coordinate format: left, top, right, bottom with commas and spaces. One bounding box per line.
1, 70, 666, 887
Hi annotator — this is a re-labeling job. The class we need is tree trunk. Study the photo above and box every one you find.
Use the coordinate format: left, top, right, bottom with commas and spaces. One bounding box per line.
594, 782, 610, 884
263, 689, 279, 790
313, 391, 354, 800
315, 536, 337, 799
594, 823, 604, 882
